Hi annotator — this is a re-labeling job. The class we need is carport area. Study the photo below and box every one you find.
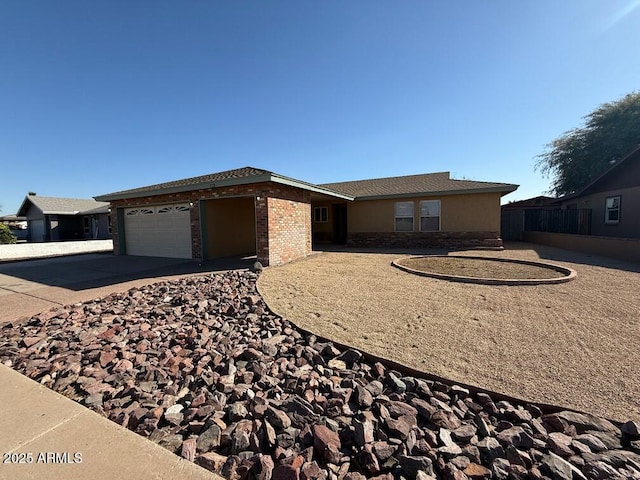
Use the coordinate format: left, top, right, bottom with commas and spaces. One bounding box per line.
201, 196, 256, 260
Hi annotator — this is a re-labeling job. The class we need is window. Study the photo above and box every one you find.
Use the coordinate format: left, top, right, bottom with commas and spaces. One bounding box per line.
605, 196, 620, 224
314, 206, 328, 223
125, 208, 154, 216
420, 200, 441, 231
83, 217, 90, 234
107, 214, 112, 234
394, 201, 414, 232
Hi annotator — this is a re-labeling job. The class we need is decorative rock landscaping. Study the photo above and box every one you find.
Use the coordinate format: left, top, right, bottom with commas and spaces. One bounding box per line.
1, 271, 638, 479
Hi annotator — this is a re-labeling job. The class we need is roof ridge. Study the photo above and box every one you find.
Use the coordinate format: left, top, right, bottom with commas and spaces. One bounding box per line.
27, 195, 108, 202
449, 177, 515, 186
320, 171, 451, 186
96, 166, 271, 198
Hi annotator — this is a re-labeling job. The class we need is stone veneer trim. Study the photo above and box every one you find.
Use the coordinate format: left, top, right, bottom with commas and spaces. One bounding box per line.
347, 231, 504, 249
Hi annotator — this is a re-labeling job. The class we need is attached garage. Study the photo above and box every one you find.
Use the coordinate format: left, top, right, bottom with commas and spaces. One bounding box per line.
95, 167, 353, 266
123, 204, 192, 258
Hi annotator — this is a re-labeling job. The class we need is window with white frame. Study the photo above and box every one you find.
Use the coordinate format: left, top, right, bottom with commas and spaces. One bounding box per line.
314, 206, 328, 223
605, 196, 620, 224
419, 200, 441, 231
394, 201, 414, 232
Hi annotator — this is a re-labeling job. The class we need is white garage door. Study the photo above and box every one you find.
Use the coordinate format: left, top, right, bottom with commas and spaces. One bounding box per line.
124, 204, 192, 258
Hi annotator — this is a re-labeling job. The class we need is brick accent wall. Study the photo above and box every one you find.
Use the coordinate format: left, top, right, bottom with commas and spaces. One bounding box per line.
108, 182, 312, 266
267, 195, 312, 266
347, 231, 504, 249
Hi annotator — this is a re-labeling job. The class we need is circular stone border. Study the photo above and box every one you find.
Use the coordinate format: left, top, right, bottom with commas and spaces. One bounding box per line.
392, 255, 577, 285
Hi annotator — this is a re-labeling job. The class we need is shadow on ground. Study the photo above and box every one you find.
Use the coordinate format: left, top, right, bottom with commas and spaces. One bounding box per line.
314, 242, 640, 274
0, 253, 255, 292
503, 241, 640, 273
313, 244, 457, 256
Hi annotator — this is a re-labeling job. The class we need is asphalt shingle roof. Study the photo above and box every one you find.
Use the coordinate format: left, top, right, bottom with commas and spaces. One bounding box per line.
98, 167, 270, 199
18, 196, 110, 216
320, 172, 518, 199
95, 167, 518, 202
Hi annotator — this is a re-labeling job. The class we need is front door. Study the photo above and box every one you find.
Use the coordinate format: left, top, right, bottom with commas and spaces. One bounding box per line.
332, 203, 348, 244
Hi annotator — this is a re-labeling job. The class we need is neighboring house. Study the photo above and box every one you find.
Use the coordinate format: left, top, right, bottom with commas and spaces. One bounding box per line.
0, 214, 28, 228
0, 215, 28, 241
553, 145, 640, 238
95, 168, 517, 266
500, 196, 557, 241
501, 196, 556, 210
16, 195, 111, 242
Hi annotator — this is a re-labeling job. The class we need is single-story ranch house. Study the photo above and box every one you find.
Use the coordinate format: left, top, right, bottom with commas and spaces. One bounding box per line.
17, 194, 111, 242
95, 168, 518, 266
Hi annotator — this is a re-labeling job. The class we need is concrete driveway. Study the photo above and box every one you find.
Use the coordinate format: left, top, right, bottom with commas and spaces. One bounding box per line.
0, 252, 244, 480
0, 253, 253, 324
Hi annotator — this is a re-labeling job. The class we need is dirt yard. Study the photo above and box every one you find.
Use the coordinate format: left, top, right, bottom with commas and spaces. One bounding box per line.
396, 256, 567, 280
257, 244, 640, 422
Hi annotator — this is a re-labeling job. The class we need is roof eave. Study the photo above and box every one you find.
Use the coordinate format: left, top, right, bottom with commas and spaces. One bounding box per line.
270, 174, 354, 200
353, 185, 519, 201
39, 210, 109, 215
42, 210, 82, 215
568, 145, 640, 199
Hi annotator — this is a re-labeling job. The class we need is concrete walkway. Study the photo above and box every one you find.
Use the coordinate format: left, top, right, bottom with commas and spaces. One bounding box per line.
0, 364, 217, 480
0, 248, 249, 479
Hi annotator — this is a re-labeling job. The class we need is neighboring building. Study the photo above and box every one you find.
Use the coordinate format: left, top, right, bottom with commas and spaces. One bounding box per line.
501, 196, 556, 210
16, 195, 111, 242
95, 168, 517, 266
554, 145, 640, 238
0, 215, 28, 241
0, 214, 27, 229
500, 196, 557, 241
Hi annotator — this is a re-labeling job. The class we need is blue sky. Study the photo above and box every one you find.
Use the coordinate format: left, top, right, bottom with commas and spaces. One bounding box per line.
1, 1, 639, 215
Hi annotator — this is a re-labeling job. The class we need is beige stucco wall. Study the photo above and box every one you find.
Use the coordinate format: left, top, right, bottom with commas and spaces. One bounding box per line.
347, 192, 502, 233
204, 197, 256, 258
311, 202, 333, 234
